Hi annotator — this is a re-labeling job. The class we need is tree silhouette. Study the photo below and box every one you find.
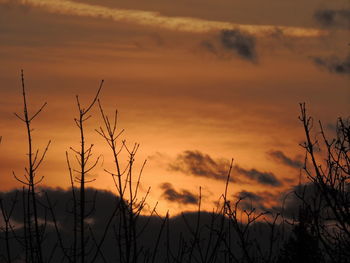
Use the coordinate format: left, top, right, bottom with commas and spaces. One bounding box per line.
278, 204, 322, 263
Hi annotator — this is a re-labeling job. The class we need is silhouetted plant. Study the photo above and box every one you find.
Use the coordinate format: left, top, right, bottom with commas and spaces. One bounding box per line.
277, 204, 322, 263
0, 186, 18, 262
68, 80, 103, 262
12, 70, 51, 262
297, 103, 350, 262
96, 100, 156, 263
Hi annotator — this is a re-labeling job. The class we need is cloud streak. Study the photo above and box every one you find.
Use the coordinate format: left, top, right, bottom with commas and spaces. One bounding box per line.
169, 150, 231, 182
169, 150, 282, 187
314, 9, 350, 29
235, 166, 282, 187
268, 150, 303, 169
220, 29, 257, 61
160, 183, 198, 205
237, 190, 266, 211
0, 0, 326, 37
313, 55, 350, 75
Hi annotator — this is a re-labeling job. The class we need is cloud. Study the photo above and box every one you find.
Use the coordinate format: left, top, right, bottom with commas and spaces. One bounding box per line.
0, 0, 326, 37
0, 187, 290, 262
160, 183, 198, 205
237, 190, 272, 211
238, 190, 263, 201
278, 183, 328, 220
313, 55, 350, 75
220, 29, 257, 61
274, 182, 350, 222
201, 30, 257, 62
268, 150, 303, 169
0, 187, 118, 226
169, 150, 282, 187
235, 166, 282, 187
169, 150, 232, 182
237, 190, 281, 213
314, 9, 350, 29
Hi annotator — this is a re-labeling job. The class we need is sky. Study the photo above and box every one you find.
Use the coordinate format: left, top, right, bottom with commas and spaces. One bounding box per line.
0, 0, 349, 215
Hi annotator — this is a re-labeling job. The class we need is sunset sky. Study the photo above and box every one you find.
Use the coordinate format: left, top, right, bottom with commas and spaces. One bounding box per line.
0, 0, 349, 215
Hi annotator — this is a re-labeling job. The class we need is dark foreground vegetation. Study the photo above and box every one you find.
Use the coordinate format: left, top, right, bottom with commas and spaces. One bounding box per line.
0, 72, 349, 262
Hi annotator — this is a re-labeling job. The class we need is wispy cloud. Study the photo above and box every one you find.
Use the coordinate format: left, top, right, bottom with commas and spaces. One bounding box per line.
220, 29, 257, 61
235, 167, 282, 187
169, 150, 282, 187
313, 55, 350, 75
237, 190, 266, 211
169, 150, 231, 182
160, 183, 198, 205
200, 29, 257, 62
2, 0, 326, 37
268, 150, 303, 169
314, 9, 350, 29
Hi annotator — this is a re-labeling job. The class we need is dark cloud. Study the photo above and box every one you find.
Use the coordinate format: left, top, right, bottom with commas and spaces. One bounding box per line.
169, 150, 232, 182
277, 183, 323, 220
169, 150, 282, 187
220, 29, 257, 61
268, 150, 303, 169
0, 187, 169, 261
237, 190, 271, 211
314, 9, 350, 29
238, 190, 263, 201
275, 182, 350, 221
0, 187, 290, 262
160, 183, 198, 205
201, 29, 257, 62
235, 166, 282, 187
0, 187, 118, 226
313, 55, 350, 75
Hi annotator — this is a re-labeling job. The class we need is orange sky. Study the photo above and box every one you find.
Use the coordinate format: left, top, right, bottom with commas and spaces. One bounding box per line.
0, 0, 349, 215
